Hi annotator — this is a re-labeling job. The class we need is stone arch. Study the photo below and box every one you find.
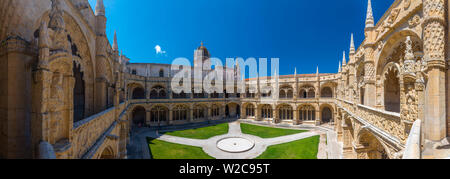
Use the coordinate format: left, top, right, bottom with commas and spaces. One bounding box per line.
150, 85, 167, 99
244, 103, 256, 117
226, 102, 240, 118
259, 104, 273, 119
99, 146, 115, 159
298, 104, 316, 121
276, 104, 293, 120
356, 128, 390, 159
193, 104, 207, 120
381, 62, 401, 113
34, 10, 96, 117
299, 85, 315, 98
211, 104, 221, 117
131, 105, 146, 128
150, 105, 169, 123
320, 104, 334, 123
131, 85, 146, 100
279, 85, 293, 99
320, 86, 333, 98
376, 30, 422, 76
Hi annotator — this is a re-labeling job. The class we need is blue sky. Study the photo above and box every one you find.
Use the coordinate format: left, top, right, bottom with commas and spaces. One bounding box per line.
88, 0, 394, 76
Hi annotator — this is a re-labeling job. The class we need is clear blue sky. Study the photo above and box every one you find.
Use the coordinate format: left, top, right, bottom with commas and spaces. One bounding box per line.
88, 0, 394, 76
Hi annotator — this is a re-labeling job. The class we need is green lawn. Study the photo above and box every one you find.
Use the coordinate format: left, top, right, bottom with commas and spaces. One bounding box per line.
162, 123, 229, 139
256, 136, 320, 159
147, 138, 214, 159
240, 123, 307, 138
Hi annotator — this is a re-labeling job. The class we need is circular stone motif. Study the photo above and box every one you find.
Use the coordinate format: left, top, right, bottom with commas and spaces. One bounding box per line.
216, 137, 255, 153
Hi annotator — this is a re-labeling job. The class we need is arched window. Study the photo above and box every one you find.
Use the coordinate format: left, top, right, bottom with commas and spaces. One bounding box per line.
193, 105, 206, 120
246, 104, 255, 117
300, 89, 307, 99
278, 105, 293, 120
321, 107, 332, 123
384, 67, 400, 113
173, 105, 189, 121
307, 90, 316, 98
212, 105, 220, 117
299, 105, 315, 121
150, 86, 167, 99
73, 62, 85, 123
132, 87, 145, 99
150, 106, 168, 122
132, 106, 146, 127
279, 86, 293, 99
159, 69, 164, 77
321, 87, 333, 98
261, 105, 273, 118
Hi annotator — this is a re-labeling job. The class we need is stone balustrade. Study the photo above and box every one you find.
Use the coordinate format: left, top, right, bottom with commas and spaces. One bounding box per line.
72, 105, 118, 159
337, 98, 405, 148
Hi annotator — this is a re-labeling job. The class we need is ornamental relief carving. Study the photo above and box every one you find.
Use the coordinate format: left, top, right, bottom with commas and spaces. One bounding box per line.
408, 15, 421, 28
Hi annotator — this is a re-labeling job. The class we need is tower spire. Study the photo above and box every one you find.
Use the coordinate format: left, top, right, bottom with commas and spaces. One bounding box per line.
113, 30, 118, 51
365, 0, 374, 28
95, 0, 105, 16
338, 61, 342, 73
342, 51, 347, 66
350, 33, 355, 54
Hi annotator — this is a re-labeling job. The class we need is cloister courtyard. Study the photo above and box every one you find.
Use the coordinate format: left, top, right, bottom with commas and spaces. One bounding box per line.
126, 119, 342, 159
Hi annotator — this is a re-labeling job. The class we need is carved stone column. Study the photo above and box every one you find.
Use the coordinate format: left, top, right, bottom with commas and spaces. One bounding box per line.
422, 0, 447, 141
364, 46, 376, 107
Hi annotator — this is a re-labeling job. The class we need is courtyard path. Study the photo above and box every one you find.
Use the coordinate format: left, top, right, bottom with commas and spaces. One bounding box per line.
127, 121, 342, 159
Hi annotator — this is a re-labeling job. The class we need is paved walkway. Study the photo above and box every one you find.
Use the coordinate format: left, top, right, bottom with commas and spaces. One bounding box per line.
127, 121, 342, 159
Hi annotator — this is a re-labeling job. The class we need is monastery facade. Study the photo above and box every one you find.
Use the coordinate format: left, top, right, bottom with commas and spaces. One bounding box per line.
0, 0, 449, 159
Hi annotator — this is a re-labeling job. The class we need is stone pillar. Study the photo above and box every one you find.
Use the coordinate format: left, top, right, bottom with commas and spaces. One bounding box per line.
363, 54, 376, 107
315, 107, 321, 126
272, 107, 278, 124
422, 0, 447, 142
293, 109, 298, 125
336, 115, 343, 142
189, 108, 194, 122
240, 106, 246, 119
255, 105, 261, 121
146, 110, 151, 126
168, 110, 173, 125
207, 107, 212, 120
95, 77, 108, 112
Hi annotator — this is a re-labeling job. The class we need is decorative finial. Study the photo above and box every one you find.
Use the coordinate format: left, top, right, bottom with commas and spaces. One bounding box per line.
201, 41, 204, 47
350, 33, 355, 54
113, 30, 118, 51
365, 0, 374, 29
342, 51, 347, 66
338, 61, 342, 73
95, 0, 105, 16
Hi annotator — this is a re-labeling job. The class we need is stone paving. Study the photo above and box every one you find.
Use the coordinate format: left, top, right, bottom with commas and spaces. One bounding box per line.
127, 121, 343, 159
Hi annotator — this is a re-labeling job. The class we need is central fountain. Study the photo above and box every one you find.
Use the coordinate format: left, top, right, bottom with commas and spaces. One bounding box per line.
216, 137, 255, 153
